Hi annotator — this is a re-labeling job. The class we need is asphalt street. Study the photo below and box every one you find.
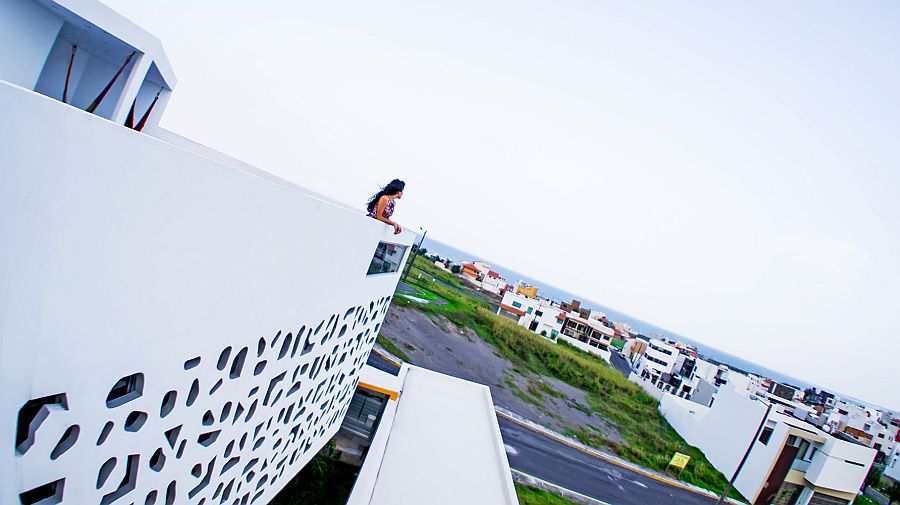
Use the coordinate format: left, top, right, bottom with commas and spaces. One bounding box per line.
609, 350, 633, 377
499, 417, 719, 505
366, 349, 401, 376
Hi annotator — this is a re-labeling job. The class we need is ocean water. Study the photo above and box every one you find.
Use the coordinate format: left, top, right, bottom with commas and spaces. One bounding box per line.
420, 237, 818, 391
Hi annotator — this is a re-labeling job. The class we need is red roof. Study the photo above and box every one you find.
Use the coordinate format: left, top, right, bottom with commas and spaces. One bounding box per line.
462, 263, 478, 270
488, 271, 500, 278
500, 304, 526, 316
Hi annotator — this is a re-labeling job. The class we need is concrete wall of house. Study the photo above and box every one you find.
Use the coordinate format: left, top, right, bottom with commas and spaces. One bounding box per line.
805, 435, 876, 493
691, 378, 717, 407
0, 82, 415, 505
558, 335, 611, 362
0, 0, 63, 89
885, 445, 900, 481
686, 388, 776, 500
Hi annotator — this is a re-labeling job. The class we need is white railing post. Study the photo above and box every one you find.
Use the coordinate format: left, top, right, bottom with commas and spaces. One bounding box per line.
111, 52, 150, 125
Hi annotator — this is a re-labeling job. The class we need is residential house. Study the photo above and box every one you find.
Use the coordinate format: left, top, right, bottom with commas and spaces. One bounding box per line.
461, 262, 483, 283
662, 386, 877, 505
515, 283, 539, 299
481, 270, 507, 296
498, 291, 563, 340
559, 314, 614, 351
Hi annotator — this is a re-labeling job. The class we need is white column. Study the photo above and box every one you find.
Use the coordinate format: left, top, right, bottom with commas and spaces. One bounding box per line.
795, 486, 814, 505
110, 52, 150, 124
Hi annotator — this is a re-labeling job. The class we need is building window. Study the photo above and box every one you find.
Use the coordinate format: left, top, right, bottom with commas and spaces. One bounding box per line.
527, 307, 533, 314
551, 330, 558, 337
367, 242, 408, 275
759, 427, 774, 445
557, 318, 564, 324
535, 310, 543, 317
512, 301, 522, 309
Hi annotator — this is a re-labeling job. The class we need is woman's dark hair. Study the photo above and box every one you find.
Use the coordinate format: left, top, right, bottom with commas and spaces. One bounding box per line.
366, 179, 405, 212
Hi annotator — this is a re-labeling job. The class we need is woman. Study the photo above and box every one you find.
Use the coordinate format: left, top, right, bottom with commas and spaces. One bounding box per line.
366, 179, 405, 235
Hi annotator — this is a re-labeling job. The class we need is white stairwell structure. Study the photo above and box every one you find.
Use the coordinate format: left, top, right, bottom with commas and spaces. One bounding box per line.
0, 1, 416, 504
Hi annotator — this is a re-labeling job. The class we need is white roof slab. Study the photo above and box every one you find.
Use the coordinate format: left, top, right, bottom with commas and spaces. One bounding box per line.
350, 365, 519, 505
35, 0, 176, 88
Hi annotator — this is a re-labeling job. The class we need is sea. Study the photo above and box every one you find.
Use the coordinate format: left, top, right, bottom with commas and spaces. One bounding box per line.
420, 237, 822, 391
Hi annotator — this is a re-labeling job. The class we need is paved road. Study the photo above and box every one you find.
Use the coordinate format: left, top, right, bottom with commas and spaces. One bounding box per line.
499, 417, 718, 505
609, 351, 632, 377
366, 350, 401, 376
864, 487, 889, 505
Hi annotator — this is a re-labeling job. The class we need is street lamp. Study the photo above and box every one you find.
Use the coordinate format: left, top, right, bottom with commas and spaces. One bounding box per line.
714, 397, 773, 505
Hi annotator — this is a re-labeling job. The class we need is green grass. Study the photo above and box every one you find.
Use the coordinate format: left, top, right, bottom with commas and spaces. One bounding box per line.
610, 339, 625, 350
409, 255, 467, 289
515, 484, 583, 505
854, 495, 879, 505
534, 380, 566, 399
396, 282, 442, 301
395, 270, 743, 500
375, 334, 412, 362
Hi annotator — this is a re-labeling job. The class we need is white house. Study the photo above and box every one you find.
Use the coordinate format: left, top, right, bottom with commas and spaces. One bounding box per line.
0, 1, 418, 504
498, 291, 564, 340
481, 270, 507, 296
885, 441, 900, 482
635, 338, 678, 384
658, 386, 877, 505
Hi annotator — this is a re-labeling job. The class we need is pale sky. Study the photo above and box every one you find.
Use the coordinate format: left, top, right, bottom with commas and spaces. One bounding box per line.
99, 0, 900, 410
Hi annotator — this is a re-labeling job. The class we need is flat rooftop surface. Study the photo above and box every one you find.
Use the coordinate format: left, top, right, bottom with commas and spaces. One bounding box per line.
363, 366, 518, 505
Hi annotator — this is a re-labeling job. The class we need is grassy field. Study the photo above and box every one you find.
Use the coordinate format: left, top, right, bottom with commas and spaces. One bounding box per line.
375, 334, 412, 362
853, 494, 879, 505
393, 256, 743, 500
515, 484, 583, 505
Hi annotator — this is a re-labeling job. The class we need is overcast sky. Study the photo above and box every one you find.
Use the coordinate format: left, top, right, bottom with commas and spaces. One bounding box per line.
100, 0, 899, 410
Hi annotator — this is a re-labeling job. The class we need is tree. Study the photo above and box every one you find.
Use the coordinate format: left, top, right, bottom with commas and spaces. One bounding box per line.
865, 465, 884, 490
887, 481, 900, 505
450, 264, 462, 274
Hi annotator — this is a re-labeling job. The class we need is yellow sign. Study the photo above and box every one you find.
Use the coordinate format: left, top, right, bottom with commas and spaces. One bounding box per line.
669, 452, 691, 469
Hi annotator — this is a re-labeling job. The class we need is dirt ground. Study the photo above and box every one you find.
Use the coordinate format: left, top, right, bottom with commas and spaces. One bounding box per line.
380, 305, 622, 443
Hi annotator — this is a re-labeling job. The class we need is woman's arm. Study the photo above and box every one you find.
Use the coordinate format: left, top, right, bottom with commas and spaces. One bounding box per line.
373, 196, 402, 234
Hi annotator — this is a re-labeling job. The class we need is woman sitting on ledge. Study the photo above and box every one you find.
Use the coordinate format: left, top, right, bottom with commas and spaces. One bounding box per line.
366, 179, 405, 235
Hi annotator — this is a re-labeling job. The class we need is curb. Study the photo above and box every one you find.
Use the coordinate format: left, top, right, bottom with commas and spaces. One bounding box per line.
495, 407, 742, 505
371, 344, 404, 368
512, 469, 612, 505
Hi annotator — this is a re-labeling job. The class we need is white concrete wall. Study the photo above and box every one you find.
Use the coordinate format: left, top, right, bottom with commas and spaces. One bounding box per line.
0, 82, 415, 505
805, 435, 876, 493
684, 387, 775, 500
628, 373, 665, 401
0, 0, 63, 89
558, 335, 611, 362
885, 444, 900, 482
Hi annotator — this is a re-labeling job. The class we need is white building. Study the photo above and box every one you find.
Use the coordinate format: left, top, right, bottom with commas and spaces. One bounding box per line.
498, 291, 564, 340
1, 1, 420, 504
885, 441, 900, 482
635, 338, 678, 383
481, 270, 507, 296
659, 386, 877, 505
